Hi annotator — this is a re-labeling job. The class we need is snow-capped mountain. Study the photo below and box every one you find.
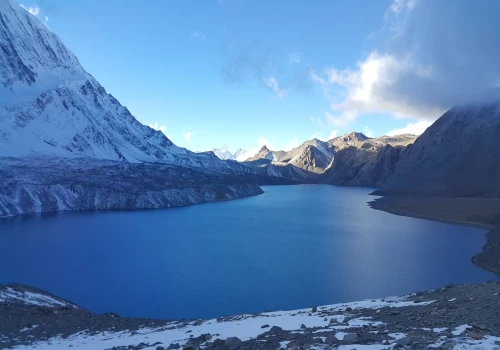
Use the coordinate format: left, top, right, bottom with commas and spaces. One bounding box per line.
0, 0, 271, 217
211, 146, 247, 161
0, 0, 246, 173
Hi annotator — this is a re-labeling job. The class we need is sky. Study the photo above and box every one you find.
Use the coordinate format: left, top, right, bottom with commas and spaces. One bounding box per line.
18, 0, 500, 155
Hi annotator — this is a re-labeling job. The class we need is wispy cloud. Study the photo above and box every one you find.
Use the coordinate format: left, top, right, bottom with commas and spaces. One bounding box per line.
289, 52, 301, 64
364, 126, 374, 138
20, 4, 40, 16
328, 130, 338, 140
184, 127, 192, 142
281, 138, 299, 151
190, 31, 206, 40
149, 121, 167, 135
263, 76, 287, 98
386, 120, 432, 136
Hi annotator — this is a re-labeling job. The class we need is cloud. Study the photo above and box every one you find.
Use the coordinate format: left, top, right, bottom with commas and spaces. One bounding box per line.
20, 4, 40, 16
364, 126, 374, 138
184, 128, 192, 142
44, 16, 48, 23
281, 138, 299, 151
313, 0, 500, 126
289, 52, 301, 64
190, 32, 206, 40
328, 130, 338, 140
263, 76, 287, 98
148, 122, 167, 134
221, 43, 313, 96
386, 120, 432, 136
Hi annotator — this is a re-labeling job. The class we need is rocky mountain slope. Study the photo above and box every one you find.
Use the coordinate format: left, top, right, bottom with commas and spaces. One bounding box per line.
321, 133, 417, 186
2, 282, 500, 349
241, 133, 417, 185
379, 101, 500, 197
0, 158, 268, 218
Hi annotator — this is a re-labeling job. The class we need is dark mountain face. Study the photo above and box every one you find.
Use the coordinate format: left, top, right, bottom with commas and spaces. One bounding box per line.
380, 101, 500, 196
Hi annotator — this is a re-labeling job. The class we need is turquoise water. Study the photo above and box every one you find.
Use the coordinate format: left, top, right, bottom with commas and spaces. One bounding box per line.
0, 185, 497, 319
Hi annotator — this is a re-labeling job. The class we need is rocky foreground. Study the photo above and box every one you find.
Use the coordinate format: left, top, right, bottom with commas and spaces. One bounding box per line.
1, 283, 500, 350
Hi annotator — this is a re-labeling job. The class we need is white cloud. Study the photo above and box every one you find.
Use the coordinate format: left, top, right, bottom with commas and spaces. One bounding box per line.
389, 0, 416, 15
281, 138, 300, 151
263, 76, 287, 98
289, 52, 301, 64
328, 130, 338, 140
148, 121, 167, 134
184, 128, 192, 142
44, 16, 48, 23
364, 126, 374, 138
190, 31, 206, 40
20, 4, 40, 16
312, 0, 500, 128
386, 120, 432, 136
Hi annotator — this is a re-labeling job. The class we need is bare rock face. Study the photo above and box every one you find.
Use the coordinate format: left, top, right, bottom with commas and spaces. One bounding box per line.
322, 143, 411, 186
381, 101, 500, 196
354, 145, 407, 186
243, 133, 416, 181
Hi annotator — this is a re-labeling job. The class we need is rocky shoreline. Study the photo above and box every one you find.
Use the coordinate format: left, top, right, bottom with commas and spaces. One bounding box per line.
369, 195, 500, 275
1, 283, 500, 349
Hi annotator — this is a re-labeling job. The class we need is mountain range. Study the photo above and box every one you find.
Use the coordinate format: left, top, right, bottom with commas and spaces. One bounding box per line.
1, 0, 499, 219
211, 147, 247, 161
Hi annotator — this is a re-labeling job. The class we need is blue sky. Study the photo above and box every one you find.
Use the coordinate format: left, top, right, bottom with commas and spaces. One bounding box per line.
18, 0, 500, 154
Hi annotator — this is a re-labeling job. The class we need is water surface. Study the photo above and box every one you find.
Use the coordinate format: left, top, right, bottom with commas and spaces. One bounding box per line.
0, 185, 497, 319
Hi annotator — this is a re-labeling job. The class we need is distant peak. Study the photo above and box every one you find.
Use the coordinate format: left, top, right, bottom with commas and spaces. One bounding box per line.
340, 131, 368, 141
259, 145, 270, 153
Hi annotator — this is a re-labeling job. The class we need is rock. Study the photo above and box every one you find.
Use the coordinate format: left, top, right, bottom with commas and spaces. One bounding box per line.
212, 339, 225, 346
300, 324, 306, 329
167, 344, 180, 350
270, 326, 283, 332
261, 324, 269, 328
346, 307, 353, 312
396, 336, 417, 346
343, 333, 358, 344
156, 346, 164, 350
446, 283, 454, 289
325, 334, 338, 344
439, 340, 456, 350
286, 342, 297, 349
467, 331, 483, 340
311, 306, 317, 313
224, 337, 242, 349
182, 346, 194, 350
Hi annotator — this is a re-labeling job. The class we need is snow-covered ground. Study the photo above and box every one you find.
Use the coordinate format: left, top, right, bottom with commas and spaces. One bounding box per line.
2, 283, 500, 349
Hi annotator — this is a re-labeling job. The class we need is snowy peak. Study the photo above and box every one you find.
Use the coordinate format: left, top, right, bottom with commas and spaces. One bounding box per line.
211, 147, 247, 161
0, 0, 84, 93
0, 0, 245, 171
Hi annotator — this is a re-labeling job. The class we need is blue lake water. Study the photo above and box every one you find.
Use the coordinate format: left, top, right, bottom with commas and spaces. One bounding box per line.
0, 185, 498, 319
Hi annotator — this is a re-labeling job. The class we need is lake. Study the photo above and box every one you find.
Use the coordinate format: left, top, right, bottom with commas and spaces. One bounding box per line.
0, 185, 498, 319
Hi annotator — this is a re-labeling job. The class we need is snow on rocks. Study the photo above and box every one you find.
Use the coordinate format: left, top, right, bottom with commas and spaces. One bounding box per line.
0, 286, 77, 308
2, 282, 500, 349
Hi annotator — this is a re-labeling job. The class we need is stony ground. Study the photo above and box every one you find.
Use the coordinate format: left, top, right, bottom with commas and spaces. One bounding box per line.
1, 282, 500, 349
